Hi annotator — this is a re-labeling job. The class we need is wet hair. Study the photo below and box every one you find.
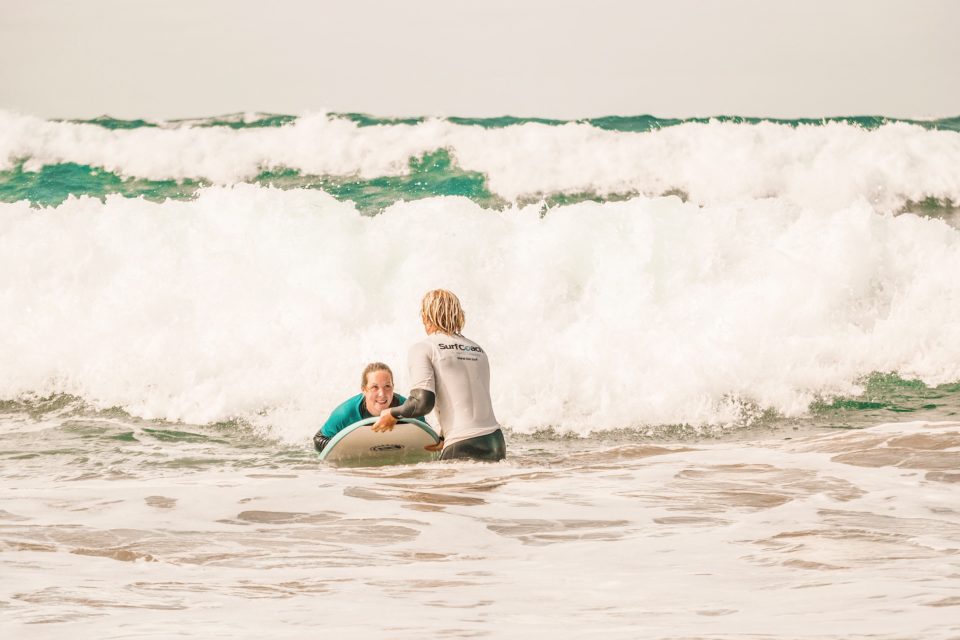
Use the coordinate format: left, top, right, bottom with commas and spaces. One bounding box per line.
421, 289, 465, 335
360, 362, 393, 389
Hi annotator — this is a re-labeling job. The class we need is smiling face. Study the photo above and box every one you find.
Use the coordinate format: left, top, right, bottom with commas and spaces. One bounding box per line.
362, 369, 395, 416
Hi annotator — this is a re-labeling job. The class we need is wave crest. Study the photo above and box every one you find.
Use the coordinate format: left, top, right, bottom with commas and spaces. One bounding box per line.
1, 187, 958, 438
2, 111, 959, 213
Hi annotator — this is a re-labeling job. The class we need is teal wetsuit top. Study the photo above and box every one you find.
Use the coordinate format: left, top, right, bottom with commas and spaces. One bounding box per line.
318, 393, 408, 439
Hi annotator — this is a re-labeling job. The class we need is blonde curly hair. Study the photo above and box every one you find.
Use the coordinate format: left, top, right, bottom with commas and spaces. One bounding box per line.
421, 289, 465, 335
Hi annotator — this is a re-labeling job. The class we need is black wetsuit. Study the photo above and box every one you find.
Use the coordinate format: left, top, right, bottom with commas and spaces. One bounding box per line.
390, 389, 506, 462
439, 429, 506, 462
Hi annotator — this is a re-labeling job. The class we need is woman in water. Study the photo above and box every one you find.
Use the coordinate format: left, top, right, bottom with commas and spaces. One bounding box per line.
313, 362, 408, 452
372, 289, 506, 461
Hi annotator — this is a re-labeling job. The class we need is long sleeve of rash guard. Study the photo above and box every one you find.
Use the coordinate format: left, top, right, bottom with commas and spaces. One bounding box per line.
389, 388, 435, 419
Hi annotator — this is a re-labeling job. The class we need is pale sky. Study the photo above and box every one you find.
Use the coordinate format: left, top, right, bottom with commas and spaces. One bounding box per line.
1, 0, 957, 120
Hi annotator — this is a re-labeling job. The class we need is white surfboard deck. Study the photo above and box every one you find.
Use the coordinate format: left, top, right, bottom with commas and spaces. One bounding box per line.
318, 417, 440, 467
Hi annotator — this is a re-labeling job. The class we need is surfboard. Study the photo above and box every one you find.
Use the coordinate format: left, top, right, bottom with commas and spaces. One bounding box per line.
317, 417, 440, 467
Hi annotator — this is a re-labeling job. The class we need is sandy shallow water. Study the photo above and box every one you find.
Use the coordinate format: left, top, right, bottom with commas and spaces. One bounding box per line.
1, 417, 958, 639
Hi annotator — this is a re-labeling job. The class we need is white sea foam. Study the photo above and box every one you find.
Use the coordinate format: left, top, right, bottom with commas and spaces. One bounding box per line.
2, 111, 959, 211
1, 186, 958, 439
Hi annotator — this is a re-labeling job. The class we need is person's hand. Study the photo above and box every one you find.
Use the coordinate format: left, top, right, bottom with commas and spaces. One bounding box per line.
424, 440, 443, 452
372, 409, 397, 432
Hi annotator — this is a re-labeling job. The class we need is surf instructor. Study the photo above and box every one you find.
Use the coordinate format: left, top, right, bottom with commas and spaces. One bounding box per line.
372, 289, 506, 461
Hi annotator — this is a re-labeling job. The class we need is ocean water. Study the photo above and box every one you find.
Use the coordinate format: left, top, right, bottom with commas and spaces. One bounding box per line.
1, 110, 959, 638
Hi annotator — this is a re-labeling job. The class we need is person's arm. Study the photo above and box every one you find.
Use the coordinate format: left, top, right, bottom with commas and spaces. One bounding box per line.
371, 388, 436, 432
314, 396, 359, 446
391, 388, 435, 419
319, 413, 347, 439
372, 342, 436, 432
373, 390, 443, 452
313, 433, 331, 453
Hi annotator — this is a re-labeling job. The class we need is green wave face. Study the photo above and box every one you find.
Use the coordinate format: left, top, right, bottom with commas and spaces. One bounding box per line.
0, 150, 500, 213
5, 112, 959, 216
0, 162, 207, 207
811, 373, 960, 422
257, 150, 502, 214
65, 112, 960, 132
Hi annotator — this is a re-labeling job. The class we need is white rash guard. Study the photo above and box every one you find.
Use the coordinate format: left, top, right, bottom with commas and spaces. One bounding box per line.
407, 333, 501, 447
